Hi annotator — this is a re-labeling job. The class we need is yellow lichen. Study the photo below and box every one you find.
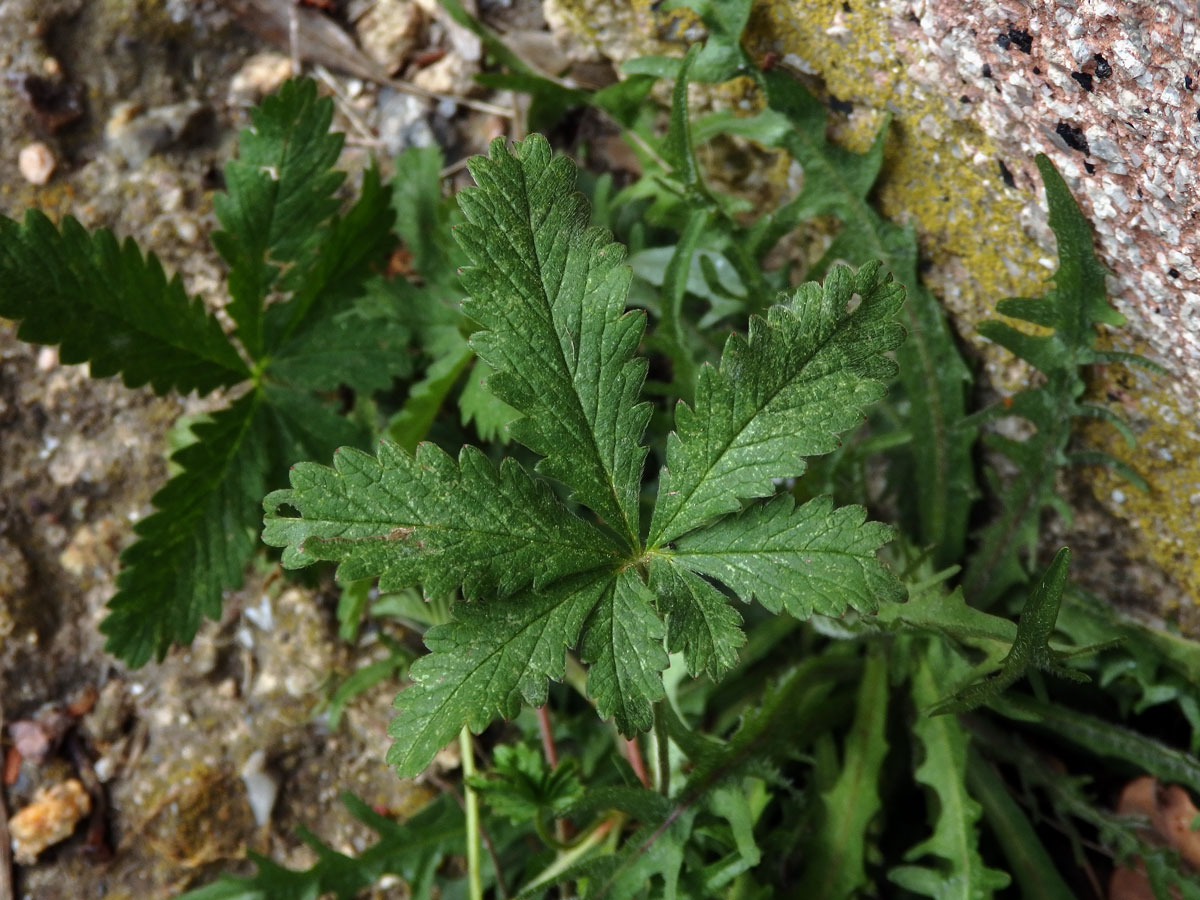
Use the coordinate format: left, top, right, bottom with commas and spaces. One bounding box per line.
547, 0, 1200, 614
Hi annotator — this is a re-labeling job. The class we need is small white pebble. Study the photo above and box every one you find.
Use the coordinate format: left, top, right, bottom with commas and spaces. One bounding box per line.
1112, 489, 1126, 504
241, 750, 279, 826
174, 218, 198, 243
36, 346, 59, 371
18, 142, 56, 185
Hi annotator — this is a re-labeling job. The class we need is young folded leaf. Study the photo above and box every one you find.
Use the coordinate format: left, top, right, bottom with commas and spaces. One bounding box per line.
932, 548, 1116, 715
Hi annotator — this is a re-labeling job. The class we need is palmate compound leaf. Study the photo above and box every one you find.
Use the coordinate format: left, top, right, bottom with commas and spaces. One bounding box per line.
98, 96, 402, 666
454, 134, 651, 549
648, 261, 905, 547
265, 137, 906, 778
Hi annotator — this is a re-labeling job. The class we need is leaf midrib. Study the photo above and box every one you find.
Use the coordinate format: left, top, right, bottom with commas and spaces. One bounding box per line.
650, 302, 869, 547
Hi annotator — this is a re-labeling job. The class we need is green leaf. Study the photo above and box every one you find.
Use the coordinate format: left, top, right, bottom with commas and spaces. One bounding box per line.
455, 134, 651, 548
578, 568, 670, 734
649, 262, 904, 545
988, 692, 1200, 796
626, 0, 753, 83
648, 557, 744, 680
458, 357, 519, 442
176, 792, 461, 900
966, 753, 1077, 900
262, 164, 399, 353
799, 646, 890, 899
889, 640, 1010, 899
468, 743, 583, 823
663, 45, 703, 189
670, 494, 903, 618
755, 69, 978, 570
388, 570, 614, 777
263, 440, 617, 600
388, 329, 473, 451
0, 211, 248, 394
265, 290, 411, 394
932, 549, 1110, 715
101, 392, 269, 666
211, 78, 345, 358
390, 144, 466, 284
965, 156, 1153, 606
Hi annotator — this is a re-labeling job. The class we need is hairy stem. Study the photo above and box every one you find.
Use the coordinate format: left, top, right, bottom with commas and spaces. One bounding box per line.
624, 737, 650, 789
536, 704, 559, 768
653, 703, 671, 796
460, 727, 483, 900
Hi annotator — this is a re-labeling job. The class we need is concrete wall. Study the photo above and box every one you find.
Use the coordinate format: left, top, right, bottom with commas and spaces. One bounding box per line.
547, 0, 1200, 624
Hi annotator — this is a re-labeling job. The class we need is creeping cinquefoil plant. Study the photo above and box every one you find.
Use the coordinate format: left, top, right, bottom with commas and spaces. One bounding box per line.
263, 134, 907, 775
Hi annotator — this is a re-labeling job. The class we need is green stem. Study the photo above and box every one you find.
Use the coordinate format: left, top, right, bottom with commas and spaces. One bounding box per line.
653, 702, 671, 796
660, 208, 707, 401
519, 813, 625, 896
460, 727, 483, 900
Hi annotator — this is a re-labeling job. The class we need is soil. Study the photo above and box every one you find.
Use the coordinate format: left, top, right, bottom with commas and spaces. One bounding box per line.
0, 0, 532, 895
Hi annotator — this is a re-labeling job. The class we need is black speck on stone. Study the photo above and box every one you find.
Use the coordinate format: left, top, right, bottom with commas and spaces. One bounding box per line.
829, 94, 853, 114
982, 63, 993, 79
1186, 74, 1194, 90
1007, 26, 1033, 53
1094, 53, 1112, 79
842, 1, 851, 11
997, 159, 1016, 188
1195, 109, 1200, 123
1055, 122, 1090, 154
1169, 268, 1181, 278
1072, 72, 1094, 92
1084, 161, 1095, 174
1032, 66, 1041, 75
996, 33, 1010, 50
960, 94, 971, 103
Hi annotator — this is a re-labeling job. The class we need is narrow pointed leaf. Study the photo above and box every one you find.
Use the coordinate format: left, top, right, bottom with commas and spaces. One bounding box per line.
800, 646, 890, 899
211, 78, 345, 358
889, 640, 1010, 899
101, 392, 269, 666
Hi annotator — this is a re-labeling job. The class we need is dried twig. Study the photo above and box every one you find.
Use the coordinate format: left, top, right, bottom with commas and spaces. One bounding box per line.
312, 65, 381, 145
